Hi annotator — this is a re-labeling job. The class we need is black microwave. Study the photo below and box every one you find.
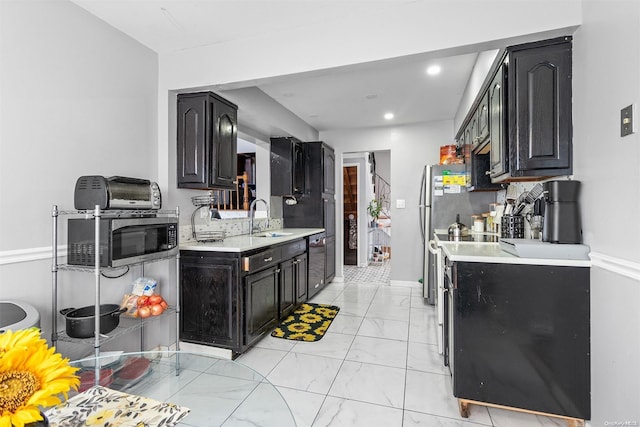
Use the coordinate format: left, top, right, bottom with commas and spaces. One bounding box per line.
67, 216, 178, 267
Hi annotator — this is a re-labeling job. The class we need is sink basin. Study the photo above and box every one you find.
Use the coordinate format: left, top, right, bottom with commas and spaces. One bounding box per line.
254, 232, 294, 237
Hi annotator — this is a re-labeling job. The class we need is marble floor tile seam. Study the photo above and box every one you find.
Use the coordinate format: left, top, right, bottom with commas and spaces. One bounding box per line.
405, 366, 450, 378
323, 392, 409, 414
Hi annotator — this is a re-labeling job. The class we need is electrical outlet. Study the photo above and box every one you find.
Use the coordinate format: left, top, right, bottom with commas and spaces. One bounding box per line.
621, 104, 635, 137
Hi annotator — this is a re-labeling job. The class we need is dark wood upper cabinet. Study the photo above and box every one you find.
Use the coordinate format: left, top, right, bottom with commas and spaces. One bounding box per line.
508, 38, 572, 177
323, 145, 335, 195
489, 64, 508, 180
177, 92, 238, 190
270, 137, 306, 196
476, 91, 490, 147
456, 36, 573, 184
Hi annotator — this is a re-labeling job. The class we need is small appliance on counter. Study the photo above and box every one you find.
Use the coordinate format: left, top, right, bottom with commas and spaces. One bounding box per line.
74, 175, 162, 210
542, 180, 582, 243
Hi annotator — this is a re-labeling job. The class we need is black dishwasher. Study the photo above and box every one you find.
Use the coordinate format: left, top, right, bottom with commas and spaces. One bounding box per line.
307, 233, 326, 299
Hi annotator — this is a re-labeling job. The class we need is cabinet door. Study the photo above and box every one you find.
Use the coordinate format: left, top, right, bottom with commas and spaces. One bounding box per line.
180, 256, 239, 349
509, 40, 572, 175
325, 235, 336, 283
469, 114, 478, 148
467, 151, 501, 191
323, 145, 335, 194
244, 267, 278, 347
292, 141, 306, 194
489, 66, 508, 179
211, 99, 238, 189
177, 94, 209, 188
270, 138, 293, 196
279, 259, 296, 319
295, 253, 308, 303
452, 262, 590, 418
476, 92, 490, 145
323, 196, 336, 237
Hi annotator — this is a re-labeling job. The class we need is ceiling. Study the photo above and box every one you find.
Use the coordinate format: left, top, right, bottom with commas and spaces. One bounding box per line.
71, 1, 481, 133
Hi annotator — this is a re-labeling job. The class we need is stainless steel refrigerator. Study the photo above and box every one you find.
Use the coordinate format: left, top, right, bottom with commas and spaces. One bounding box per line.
419, 164, 497, 303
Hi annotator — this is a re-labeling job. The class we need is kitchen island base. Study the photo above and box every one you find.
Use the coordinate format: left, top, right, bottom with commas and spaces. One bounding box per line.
458, 398, 585, 427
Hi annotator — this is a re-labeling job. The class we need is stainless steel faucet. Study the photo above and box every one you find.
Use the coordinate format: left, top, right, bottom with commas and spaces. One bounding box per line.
249, 198, 270, 234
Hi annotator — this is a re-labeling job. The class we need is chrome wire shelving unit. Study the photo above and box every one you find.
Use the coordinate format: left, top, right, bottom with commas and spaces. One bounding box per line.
51, 205, 181, 365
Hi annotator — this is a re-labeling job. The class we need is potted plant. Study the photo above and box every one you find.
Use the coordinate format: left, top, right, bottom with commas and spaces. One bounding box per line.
367, 199, 382, 227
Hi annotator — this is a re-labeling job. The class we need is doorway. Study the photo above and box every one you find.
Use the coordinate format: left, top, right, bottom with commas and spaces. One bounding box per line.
343, 165, 358, 265
341, 151, 391, 280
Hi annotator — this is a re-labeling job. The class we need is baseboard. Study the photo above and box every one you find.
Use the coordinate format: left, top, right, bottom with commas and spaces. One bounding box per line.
179, 341, 233, 359
389, 280, 421, 288
589, 252, 640, 282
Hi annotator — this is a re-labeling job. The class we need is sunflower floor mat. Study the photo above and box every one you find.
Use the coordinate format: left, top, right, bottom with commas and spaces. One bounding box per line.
271, 303, 340, 341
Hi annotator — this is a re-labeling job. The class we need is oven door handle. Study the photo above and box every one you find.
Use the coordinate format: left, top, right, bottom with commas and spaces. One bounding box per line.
427, 240, 439, 255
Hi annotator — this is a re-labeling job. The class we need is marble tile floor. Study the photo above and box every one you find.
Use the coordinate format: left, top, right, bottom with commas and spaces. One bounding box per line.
233, 268, 568, 427
144, 267, 569, 426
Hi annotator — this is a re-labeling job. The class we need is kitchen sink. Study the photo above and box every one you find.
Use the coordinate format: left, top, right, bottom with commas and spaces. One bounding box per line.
253, 232, 294, 237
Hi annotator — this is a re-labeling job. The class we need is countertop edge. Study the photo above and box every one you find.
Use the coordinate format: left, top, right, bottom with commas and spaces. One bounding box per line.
438, 242, 591, 267
179, 228, 325, 253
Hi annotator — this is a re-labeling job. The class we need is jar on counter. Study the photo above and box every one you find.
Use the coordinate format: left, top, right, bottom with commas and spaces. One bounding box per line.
482, 212, 491, 233
472, 215, 484, 232
489, 203, 499, 233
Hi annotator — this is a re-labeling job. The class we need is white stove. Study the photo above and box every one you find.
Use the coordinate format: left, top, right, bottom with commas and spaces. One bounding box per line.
429, 232, 498, 355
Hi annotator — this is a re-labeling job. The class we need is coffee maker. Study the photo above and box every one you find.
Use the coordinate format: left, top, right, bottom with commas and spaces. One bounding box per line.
542, 180, 582, 244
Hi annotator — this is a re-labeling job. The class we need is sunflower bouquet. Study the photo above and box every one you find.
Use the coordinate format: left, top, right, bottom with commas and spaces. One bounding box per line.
0, 328, 79, 427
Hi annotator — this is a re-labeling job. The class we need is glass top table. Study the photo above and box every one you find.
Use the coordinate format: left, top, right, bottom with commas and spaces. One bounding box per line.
56, 351, 296, 427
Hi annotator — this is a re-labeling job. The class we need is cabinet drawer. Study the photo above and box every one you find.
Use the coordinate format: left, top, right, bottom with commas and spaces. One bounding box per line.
242, 248, 282, 273
281, 239, 306, 259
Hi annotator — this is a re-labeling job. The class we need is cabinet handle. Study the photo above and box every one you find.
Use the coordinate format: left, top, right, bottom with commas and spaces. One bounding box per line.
264, 257, 273, 262
485, 171, 491, 175
274, 269, 281, 274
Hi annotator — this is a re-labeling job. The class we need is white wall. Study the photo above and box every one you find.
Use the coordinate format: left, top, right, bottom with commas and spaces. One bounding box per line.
0, 1, 163, 355
453, 50, 500, 132
572, 1, 640, 423
322, 121, 453, 283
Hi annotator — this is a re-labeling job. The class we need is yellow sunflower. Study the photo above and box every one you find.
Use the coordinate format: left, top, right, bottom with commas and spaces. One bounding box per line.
281, 315, 296, 324
271, 328, 285, 338
294, 304, 313, 314
287, 333, 316, 341
286, 323, 311, 333
299, 313, 322, 324
314, 307, 337, 318
314, 320, 332, 336
0, 328, 79, 427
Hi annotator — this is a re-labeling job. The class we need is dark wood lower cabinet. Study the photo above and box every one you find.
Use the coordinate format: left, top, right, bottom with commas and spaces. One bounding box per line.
450, 261, 590, 419
244, 266, 279, 348
325, 236, 336, 283
180, 255, 239, 349
180, 239, 310, 357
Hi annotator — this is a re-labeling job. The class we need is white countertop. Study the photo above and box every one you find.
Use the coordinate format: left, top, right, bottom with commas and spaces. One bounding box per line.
180, 228, 325, 253
435, 235, 591, 267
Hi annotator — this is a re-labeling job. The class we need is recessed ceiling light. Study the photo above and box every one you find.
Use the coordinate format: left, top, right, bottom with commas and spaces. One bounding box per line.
384, 112, 394, 120
426, 65, 441, 76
